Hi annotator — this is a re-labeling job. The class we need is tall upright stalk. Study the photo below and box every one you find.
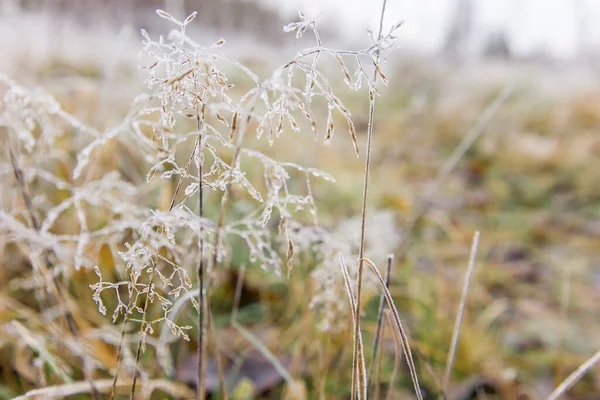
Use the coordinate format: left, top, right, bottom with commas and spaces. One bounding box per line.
353, 1, 388, 398
196, 109, 207, 400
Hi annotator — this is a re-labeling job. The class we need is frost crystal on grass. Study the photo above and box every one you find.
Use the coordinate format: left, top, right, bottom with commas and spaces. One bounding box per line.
0, 6, 400, 388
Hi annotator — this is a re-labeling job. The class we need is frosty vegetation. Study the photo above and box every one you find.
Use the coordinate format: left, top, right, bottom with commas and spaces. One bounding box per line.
1, 8, 404, 398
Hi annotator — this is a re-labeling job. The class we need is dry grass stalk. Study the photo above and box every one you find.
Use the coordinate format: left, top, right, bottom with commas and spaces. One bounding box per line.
368, 254, 393, 391
14, 378, 195, 399
362, 257, 423, 400
109, 295, 135, 400
196, 104, 209, 400
548, 349, 600, 400
130, 262, 156, 400
339, 253, 367, 399
442, 231, 481, 394
1, 5, 404, 399
5, 135, 100, 400
354, 0, 389, 397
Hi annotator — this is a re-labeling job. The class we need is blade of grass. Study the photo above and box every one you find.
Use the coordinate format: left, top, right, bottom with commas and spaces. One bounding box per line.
196, 105, 208, 400
369, 254, 393, 392
442, 231, 481, 395
548, 349, 600, 400
339, 253, 366, 399
10, 320, 73, 384
362, 257, 423, 400
14, 378, 195, 399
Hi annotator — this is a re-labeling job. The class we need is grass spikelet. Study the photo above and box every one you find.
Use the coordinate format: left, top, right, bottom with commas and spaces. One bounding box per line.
164, 67, 195, 85
325, 107, 334, 143
215, 112, 229, 127
335, 54, 353, 86
230, 110, 238, 141
347, 117, 359, 157
374, 64, 389, 86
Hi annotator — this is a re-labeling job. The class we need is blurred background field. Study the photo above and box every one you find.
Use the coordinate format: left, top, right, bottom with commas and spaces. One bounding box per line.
2, 0, 600, 399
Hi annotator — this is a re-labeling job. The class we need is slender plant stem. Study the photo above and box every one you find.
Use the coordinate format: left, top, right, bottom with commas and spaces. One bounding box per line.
548, 349, 600, 400
442, 231, 481, 394
368, 254, 392, 391
196, 109, 207, 400
362, 257, 422, 400
353, 1, 388, 398
205, 98, 257, 399
130, 263, 156, 400
110, 295, 135, 400
130, 129, 202, 398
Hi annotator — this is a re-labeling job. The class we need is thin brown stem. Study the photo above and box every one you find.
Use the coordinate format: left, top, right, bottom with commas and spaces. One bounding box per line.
130, 263, 156, 400
362, 257, 422, 400
548, 349, 600, 400
368, 254, 392, 391
353, 1, 388, 398
442, 231, 480, 394
205, 99, 257, 399
196, 106, 207, 400
110, 295, 135, 400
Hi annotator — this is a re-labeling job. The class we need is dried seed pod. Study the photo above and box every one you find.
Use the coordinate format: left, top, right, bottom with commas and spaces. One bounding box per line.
216, 112, 229, 127
276, 113, 284, 138
287, 238, 295, 269
156, 9, 180, 25
230, 110, 239, 141
375, 64, 389, 85
347, 117, 359, 157
335, 54, 353, 86
325, 108, 334, 144
310, 119, 318, 136
288, 114, 300, 132
164, 67, 195, 85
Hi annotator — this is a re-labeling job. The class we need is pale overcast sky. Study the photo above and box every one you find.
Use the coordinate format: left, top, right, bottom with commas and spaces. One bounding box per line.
266, 0, 600, 57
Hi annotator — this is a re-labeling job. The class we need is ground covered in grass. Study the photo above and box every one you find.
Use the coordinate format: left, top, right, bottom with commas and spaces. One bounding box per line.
2, 12, 600, 399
